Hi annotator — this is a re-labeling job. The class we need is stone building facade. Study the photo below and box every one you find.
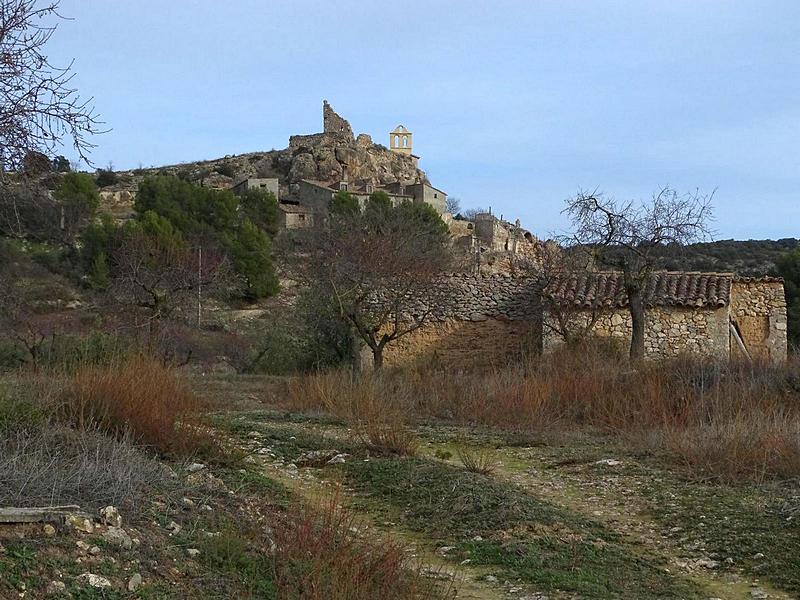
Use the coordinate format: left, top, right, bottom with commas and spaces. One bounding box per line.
278, 203, 315, 229
540, 272, 787, 363
473, 212, 537, 252
231, 177, 279, 198
295, 178, 447, 216
379, 272, 788, 369
730, 278, 788, 362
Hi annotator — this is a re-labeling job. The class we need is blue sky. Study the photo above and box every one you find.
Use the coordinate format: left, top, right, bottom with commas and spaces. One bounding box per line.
47, 1, 798, 239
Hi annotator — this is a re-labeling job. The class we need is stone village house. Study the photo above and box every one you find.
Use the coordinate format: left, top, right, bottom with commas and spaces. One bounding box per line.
378, 272, 787, 369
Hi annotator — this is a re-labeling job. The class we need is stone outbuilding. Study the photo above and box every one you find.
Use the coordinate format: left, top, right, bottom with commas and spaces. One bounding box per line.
278, 203, 315, 229
379, 272, 787, 369
542, 272, 787, 363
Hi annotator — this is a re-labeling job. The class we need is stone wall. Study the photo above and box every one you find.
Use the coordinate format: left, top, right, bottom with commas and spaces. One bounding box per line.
373, 274, 787, 368
542, 306, 730, 360
372, 274, 541, 322
382, 318, 540, 370
730, 279, 787, 363
296, 180, 334, 213
288, 133, 329, 150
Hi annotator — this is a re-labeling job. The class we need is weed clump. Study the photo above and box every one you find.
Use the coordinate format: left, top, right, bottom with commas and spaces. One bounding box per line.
455, 441, 496, 475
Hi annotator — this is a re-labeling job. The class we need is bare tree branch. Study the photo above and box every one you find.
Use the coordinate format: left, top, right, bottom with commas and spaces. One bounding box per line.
561, 186, 714, 358
0, 0, 104, 171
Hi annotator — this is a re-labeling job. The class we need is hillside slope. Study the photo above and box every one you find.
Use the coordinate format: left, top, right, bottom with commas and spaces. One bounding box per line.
644, 238, 799, 276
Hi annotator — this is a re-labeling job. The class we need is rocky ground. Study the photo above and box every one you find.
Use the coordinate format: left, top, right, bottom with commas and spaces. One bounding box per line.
1, 374, 798, 599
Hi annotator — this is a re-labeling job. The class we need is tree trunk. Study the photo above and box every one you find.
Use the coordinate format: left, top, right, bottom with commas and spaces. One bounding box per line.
372, 347, 384, 370
627, 288, 646, 360
147, 313, 160, 351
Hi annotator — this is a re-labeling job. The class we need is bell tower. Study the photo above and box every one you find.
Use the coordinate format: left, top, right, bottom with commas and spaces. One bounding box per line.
389, 125, 413, 155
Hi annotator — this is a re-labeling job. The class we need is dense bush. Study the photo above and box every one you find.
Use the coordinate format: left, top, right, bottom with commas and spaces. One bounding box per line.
0, 379, 178, 509
0, 426, 177, 509
95, 167, 119, 187
131, 175, 279, 299
54, 172, 100, 240
214, 162, 236, 178
59, 354, 207, 455
244, 289, 354, 375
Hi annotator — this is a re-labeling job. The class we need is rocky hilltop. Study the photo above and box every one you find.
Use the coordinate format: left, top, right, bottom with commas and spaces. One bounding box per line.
281, 101, 428, 191
107, 102, 428, 201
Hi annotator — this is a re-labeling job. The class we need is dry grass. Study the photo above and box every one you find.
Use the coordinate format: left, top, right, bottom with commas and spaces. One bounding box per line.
0, 426, 179, 510
272, 491, 448, 599
288, 345, 800, 482
290, 371, 418, 456
58, 354, 209, 455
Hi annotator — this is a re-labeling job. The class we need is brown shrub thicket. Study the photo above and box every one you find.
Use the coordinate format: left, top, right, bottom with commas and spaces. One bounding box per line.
59, 354, 209, 455
288, 345, 800, 482
272, 491, 447, 599
290, 371, 418, 456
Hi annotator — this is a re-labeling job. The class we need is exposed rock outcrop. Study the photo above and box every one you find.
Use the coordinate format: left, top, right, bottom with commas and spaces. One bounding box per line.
284, 101, 428, 189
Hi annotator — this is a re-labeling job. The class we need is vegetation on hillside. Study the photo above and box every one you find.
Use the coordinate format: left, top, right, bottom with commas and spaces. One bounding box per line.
642, 237, 800, 275
776, 247, 800, 347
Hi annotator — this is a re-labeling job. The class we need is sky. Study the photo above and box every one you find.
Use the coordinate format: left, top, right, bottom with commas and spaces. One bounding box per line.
46, 0, 799, 240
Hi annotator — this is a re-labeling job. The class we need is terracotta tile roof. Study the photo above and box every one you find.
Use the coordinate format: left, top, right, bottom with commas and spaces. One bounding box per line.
544, 272, 733, 309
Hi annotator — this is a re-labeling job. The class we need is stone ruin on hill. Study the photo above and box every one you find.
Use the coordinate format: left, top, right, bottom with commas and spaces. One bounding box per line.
323, 100, 354, 139
283, 100, 427, 190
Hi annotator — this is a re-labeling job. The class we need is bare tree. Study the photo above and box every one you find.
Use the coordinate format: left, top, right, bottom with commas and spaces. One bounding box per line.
461, 207, 487, 222
444, 196, 461, 215
0, 177, 58, 238
0, 245, 77, 370
1, 0, 102, 170
563, 186, 714, 359
294, 203, 451, 369
108, 230, 227, 344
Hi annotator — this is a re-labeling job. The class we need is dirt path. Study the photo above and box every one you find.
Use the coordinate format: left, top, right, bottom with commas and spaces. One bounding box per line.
224, 417, 511, 600
209, 408, 796, 600
415, 433, 794, 600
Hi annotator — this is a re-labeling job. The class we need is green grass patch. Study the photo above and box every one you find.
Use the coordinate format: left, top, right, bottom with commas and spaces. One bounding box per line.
197, 520, 278, 599
339, 457, 702, 599
643, 479, 800, 594
217, 466, 291, 505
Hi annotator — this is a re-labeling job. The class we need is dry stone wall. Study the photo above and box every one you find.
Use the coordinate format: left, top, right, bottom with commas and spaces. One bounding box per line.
542, 306, 730, 359
376, 274, 787, 368
374, 274, 541, 322
730, 279, 787, 362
